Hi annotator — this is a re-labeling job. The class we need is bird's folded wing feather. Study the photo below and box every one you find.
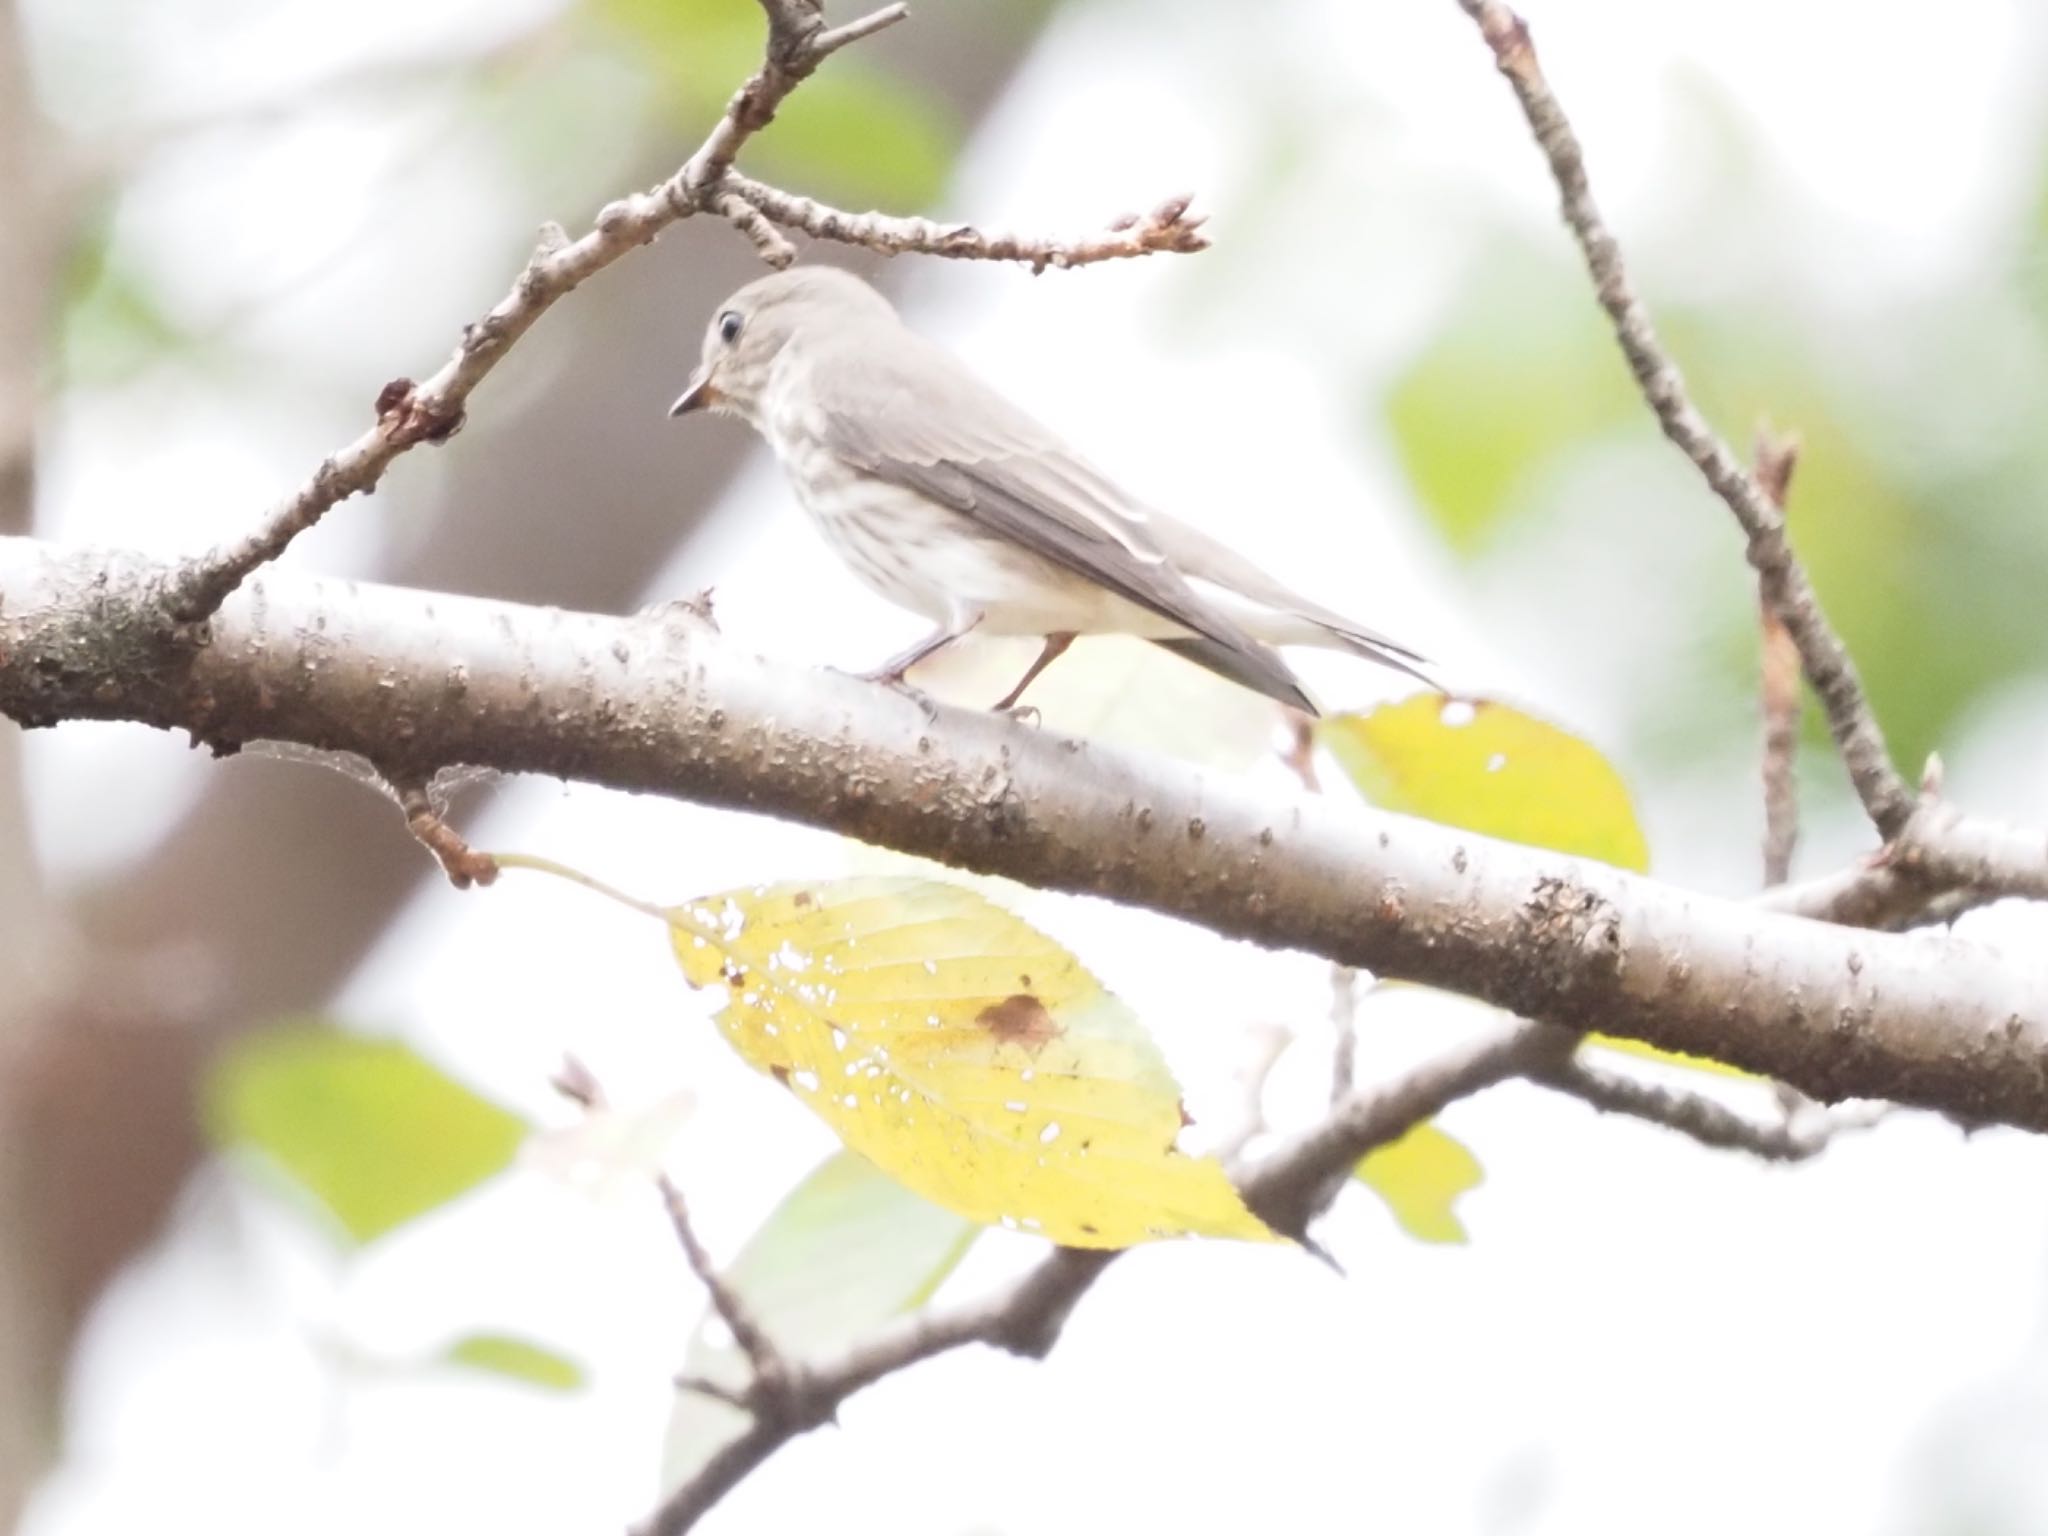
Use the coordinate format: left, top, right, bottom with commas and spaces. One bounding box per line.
807, 331, 1312, 710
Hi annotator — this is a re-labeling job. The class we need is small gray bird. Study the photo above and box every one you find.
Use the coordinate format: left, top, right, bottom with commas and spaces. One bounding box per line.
670, 267, 1431, 715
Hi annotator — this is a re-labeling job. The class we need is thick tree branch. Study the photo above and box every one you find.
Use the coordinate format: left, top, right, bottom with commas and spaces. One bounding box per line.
1451, 0, 1916, 841
6, 538, 2047, 1131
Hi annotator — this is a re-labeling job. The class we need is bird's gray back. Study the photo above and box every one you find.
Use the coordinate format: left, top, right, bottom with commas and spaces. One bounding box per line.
789, 321, 1316, 711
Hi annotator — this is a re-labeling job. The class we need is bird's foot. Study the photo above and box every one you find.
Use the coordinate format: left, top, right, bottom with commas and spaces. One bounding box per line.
894, 682, 942, 724
837, 664, 939, 723
997, 703, 1042, 728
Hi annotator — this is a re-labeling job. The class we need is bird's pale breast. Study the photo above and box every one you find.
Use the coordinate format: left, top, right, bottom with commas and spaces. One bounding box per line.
760, 379, 1170, 638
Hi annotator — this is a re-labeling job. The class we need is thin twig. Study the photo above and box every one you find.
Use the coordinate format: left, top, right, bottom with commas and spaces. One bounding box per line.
549, 1053, 607, 1112
638, 1019, 1556, 1536
1328, 965, 1359, 1105
1757, 858, 1947, 929
1277, 719, 1356, 1109
1529, 1054, 1889, 1162
394, 779, 498, 888
552, 1056, 794, 1421
162, 0, 1204, 625
1889, 797, 2048, 906
1450, 0, 1915, 841
671, 1374, 755, 1413
715, 191, 799, 269
1212, 1020, 1293, 1165
1238, 1018, 1566, 1246
1754, 429, 1803, 886
811, 2, 913, 57
656, 1173, 789, 1393
159, 0, 913, 625
725, 177, 1212, 273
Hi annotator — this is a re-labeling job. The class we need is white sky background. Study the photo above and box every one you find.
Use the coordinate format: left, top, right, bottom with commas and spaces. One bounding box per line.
19, 0, 2048, 1532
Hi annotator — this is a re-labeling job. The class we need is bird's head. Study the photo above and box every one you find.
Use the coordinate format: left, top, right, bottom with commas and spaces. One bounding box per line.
670, 266, 895, 426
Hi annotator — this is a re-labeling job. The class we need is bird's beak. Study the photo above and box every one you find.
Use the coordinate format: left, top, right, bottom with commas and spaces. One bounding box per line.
669, 369, 718, 418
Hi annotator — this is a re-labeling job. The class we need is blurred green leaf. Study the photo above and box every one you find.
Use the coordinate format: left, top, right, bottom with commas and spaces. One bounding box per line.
1355, 1120, 1482, 1245
56, 206, 194, 387
1397, 230, 2048, 778
1707, 376, 2048, 781
1320, 695, 1650, 872
442, 1333, 587, 1393
1386, 250, 1641, 554
584, 0, 957, 208
662, 1150, 980, 1492
752, 68, 956, 209
475, 47, 656, 212
585, 0, 958, 210
584, 0, 755, 108
204, 1025, 529, 1246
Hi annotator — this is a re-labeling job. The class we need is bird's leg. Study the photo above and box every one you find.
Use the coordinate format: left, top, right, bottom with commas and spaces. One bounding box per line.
991, 633, 1076, 714
862, 616, 980, 687
857, 615, 983, 721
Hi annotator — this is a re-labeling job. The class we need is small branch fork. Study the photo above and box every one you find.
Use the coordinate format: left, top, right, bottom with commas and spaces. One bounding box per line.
639, 1021, 1545, 1536
1449, 0, 2048, 922
1525, 1053, 1887, 1162
157, 0, 1208, 628
551, 1059, 815, 1435
1452, 0, 1909, 832
639, 1008, 1876, 1535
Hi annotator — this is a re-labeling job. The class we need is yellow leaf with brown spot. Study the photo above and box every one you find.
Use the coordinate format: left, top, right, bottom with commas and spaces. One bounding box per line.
1355, 1120, 1483, 1245
666, 878, 1275, 1249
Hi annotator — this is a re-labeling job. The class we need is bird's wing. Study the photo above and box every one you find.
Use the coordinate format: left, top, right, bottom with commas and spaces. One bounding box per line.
807, 330, 1316, 713
1147, 516, 1436, 687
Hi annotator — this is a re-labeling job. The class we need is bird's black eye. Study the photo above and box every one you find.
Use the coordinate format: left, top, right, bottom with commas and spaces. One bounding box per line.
717, 310, 744, 345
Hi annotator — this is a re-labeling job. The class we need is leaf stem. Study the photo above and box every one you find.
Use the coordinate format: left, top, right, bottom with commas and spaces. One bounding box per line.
487, 851, 675, 926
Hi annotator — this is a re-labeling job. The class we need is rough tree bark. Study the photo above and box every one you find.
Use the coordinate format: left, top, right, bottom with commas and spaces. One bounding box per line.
2, 541, 2044, 1130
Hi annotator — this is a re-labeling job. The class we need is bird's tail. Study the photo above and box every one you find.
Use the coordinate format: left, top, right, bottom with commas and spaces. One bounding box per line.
1178, 558, 1439, 696
1149, 635, 1322, 717
1305, 617, 1440, 693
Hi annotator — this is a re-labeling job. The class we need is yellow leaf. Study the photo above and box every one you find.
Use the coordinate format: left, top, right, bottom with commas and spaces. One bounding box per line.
1355, 1121, 1483, 1245
1320, 696, 1649, 872
665, 878, 1276, 1249
1323, 700, 1747, 1077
